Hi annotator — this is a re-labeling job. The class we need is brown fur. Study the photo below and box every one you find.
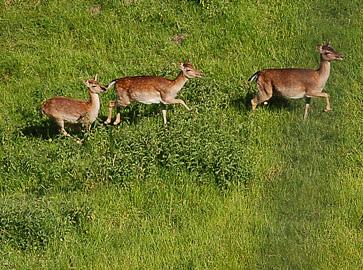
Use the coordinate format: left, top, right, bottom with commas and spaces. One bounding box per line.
249, 43, 343, 119
42, 78, 106, 136
105, 62, 202, 126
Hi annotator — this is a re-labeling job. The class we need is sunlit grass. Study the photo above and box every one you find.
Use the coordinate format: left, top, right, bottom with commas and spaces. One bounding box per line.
1, 0, 362, 269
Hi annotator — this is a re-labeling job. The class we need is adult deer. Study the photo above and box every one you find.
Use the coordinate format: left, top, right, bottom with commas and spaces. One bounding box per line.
42, 75, 106, 136
248, 43, 343, 119
104, 61, 203, 126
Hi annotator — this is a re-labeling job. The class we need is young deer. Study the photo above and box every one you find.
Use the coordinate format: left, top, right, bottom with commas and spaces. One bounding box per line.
42, 75, 106, 136
104, 61, 203, 126
248, 43, 343, 119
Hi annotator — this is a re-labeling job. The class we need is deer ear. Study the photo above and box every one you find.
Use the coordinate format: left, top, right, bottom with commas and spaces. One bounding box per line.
94, 74, 98, 81
316, 44, 323, 53
179, 62, 185, 69
83, 80, 88, 86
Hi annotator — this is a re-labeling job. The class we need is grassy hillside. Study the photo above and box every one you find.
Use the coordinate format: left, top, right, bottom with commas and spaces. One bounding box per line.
1, 0, 362, 269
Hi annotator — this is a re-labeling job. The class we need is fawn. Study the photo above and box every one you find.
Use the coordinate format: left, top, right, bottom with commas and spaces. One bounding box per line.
42, 75, 106, 136
104, 61, 203, 126
248, 43, 343, 119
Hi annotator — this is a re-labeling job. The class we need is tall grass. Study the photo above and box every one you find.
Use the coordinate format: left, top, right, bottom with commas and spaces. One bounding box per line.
1, 0, 362, 269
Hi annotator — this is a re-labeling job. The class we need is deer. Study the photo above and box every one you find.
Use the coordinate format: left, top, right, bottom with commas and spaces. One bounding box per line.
248, 42, 343, 119
104, 61, 203, 126
41, 75, 107, 136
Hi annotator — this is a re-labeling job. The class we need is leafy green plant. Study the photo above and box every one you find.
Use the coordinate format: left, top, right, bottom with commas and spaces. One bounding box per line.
0, 200, 59, 250
0, 199, 95, 251
0, 0, 362, 269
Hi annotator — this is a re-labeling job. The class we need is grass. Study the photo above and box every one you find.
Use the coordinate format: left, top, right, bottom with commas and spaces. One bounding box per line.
1, 0, 362, 269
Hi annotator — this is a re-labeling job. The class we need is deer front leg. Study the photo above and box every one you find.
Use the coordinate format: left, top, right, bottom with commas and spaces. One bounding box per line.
307, 91, 332, 112
322, 93, 332, 112
303, 97, 311, 120
161, 104, 167, 126
105, 101, 116, 125
162, 109, 167, 126
84, 122, 92, 132
163, 98, 191, 111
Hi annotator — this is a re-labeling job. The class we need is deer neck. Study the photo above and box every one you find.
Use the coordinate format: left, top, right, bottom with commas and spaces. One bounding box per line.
170, 71, 188, 94
317, 57, 331, 86
87, 90, 100, 120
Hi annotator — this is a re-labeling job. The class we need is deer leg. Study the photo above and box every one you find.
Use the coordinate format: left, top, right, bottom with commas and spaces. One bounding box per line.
85, 122, 92, 132
322, 93, 331, 112
113, 106, 122, 125
113, 97, 130, 125
162, 98, 190, 111
56, 119, 70, 137
303, 97, 311, 120
162, 109, 167, 126
307, 92, 331, 112
105, 101, 116, 124
251, 97, 258, 111
161, 104, 168, 126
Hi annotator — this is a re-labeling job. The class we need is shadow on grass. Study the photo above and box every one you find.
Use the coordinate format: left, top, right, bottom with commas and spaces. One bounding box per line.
99, 104, 164, 125
20, 120, 59, 139
20, 120, 86, 140
263, 96, 294, 111
21, 105, 162, 140
186, 0, 201, 4
230, 93, 295, 113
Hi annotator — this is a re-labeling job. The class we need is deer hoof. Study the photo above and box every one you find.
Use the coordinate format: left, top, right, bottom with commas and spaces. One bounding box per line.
251, 99, 257, 111
104, 120, 111, 125
62, 131, 70, 137
324, 108, 332, 113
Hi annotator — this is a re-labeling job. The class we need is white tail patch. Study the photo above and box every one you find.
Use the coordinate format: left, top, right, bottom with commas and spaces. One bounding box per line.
107, 80, 116, 90
248, 72, 259, 82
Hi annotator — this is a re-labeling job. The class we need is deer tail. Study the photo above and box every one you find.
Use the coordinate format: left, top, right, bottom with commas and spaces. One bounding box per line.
248, 71, 260, 82
106, 80, 117, 90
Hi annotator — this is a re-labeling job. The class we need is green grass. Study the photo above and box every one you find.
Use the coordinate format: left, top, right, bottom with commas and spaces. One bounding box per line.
1, 0, 362, 269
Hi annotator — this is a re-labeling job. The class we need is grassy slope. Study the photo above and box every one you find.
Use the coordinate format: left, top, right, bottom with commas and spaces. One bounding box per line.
1, 0, 362, 269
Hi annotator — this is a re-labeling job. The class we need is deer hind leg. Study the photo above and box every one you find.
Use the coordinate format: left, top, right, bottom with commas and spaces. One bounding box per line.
158, 101, 169, 126
104, 101, 116, 125
113, 98, 130, 126
55, 119, 70, 137
251, 82, 273, 111
161, 104, 167, 126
